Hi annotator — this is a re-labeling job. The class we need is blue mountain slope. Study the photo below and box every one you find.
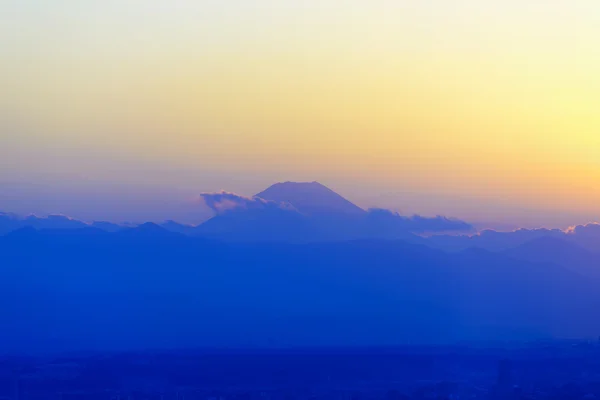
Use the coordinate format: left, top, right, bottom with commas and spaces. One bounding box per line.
0, 229, 598, 353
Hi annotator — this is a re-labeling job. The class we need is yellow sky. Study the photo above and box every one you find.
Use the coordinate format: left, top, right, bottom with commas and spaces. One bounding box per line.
2, 1, 600, 225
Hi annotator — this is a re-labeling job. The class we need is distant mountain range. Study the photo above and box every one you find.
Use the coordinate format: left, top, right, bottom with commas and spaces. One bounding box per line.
1, 224, 599, 352
2, 182, 599, 251
503, 236, 600, 280
0, 182, 473, 242
0, 212, 122, 235
427, 224, 600, 253
1, 180, 600, 352
2, 182, 599, 250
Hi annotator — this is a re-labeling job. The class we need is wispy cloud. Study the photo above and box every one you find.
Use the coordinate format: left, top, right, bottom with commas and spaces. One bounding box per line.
200, 192, 298, 215
367, 208, 473, 233
565, 223, 600, 235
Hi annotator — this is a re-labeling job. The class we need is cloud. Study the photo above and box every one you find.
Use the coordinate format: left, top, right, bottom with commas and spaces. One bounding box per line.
565, 222, 600, 235
200, 192, 298, 215
367, 208, 473, 234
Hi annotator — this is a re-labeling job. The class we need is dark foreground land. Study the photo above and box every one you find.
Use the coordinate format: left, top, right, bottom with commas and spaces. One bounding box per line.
2, 343, 600, 400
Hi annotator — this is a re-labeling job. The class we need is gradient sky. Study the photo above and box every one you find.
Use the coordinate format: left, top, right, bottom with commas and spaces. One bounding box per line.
2, 1, 600, 227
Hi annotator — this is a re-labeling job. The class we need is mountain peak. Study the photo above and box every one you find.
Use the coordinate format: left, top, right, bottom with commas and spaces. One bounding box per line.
255, 181, 365, 215
118, 222, 180, 238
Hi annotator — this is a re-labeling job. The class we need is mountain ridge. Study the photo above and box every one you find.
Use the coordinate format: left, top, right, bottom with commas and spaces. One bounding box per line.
1, 228, 599, 352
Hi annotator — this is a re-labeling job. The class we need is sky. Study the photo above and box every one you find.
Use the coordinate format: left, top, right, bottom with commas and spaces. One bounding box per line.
1, 1, 600, 227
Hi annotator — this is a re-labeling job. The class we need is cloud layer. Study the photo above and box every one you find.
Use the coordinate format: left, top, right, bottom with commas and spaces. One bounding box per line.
566, 223, 600, 235
200, 192, 298, 215
367, 208, 474, 234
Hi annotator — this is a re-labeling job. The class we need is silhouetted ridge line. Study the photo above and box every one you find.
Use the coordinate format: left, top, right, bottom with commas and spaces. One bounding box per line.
118, 222, 184, 238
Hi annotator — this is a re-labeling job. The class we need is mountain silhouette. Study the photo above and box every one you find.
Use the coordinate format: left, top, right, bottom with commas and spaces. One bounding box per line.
0, 213, 88, 235
255, 181, 366, 216
1, 230, 599, 352
0, 213, 121, 235
503, 236, 600, 280
194, 182, 471, 242
0, 182, 472, 240
117, 222, 184, 239
91, 221, 122, 232
196, 205, 315, 242
161, 220, 198, 236
427, 226, 600, 254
